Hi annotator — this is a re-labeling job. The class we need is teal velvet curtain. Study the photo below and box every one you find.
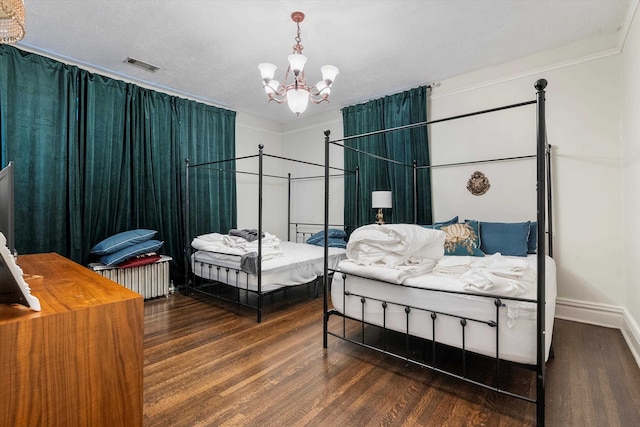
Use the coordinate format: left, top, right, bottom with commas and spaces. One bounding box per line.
342, 87, 432, 230
0, 45, 236, 280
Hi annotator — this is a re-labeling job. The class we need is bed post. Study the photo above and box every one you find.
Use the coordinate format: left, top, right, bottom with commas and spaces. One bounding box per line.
413, 160, 418, 224
535, 78, 547, 427
184, 158, 190, 294
323, 129, 331, 348
355, 166, 360, 229
257, 144, 264, 323
287, 173, 292, 242
546, 145, 554, 258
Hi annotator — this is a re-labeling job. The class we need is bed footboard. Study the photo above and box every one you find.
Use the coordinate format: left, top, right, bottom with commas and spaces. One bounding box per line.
326, 269, 546, 404
187, 257, 323, 322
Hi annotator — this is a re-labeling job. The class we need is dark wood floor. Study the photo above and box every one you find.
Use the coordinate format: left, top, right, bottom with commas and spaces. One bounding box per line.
143, 289, 640, 426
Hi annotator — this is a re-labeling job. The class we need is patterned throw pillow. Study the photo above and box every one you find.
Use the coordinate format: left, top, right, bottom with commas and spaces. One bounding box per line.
438, 221, 484, 256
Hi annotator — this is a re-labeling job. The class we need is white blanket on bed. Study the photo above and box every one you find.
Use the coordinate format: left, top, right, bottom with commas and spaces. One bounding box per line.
346, 224, 445, 266
338, 258, 437, 284
433, 256, 471, 276
191, 232, 283, 260
434, 253, 534, 296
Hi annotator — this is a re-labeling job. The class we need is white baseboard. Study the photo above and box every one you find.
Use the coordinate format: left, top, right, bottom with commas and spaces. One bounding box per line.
621, 309, 640, 370
555, 297, 640, 368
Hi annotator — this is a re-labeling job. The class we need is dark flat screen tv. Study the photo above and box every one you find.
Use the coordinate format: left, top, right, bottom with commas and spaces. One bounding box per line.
0, 161, 14, 256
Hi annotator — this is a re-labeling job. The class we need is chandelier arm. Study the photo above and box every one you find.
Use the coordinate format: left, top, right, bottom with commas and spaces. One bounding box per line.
266, 93, 287, 104
283, 80, 312, 92
310, 86, 331, 97
308, 94, 330, 105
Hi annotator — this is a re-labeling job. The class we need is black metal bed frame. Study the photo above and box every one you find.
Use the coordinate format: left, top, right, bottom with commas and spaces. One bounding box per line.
322, 79, 552, 426
184, 145, 350, 322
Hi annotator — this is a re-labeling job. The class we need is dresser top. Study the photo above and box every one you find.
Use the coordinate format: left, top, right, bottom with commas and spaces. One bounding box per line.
0, 253, 142, 323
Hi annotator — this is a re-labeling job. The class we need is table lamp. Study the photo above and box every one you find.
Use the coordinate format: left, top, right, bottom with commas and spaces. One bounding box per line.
372, 191, 392, 225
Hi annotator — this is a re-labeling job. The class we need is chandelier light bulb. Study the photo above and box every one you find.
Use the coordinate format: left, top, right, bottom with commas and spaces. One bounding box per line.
287, 88, 310, 115
315, 81, 330, 96
258, 63, 277, 82
264, 80, 280, 95
321, 65, 339, 85
288, 53, 307, 76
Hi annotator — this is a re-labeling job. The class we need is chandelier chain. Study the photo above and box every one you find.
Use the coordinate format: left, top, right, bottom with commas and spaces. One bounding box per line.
294, 22, 302, 53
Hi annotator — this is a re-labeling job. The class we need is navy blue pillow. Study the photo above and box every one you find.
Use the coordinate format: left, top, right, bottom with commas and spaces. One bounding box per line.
306, 229, 346, 245
479, 221, 530, 257
91, 229, 157, 255
100, 239, 164, 266
327, 237, 347, 248
528, 222, 537, 254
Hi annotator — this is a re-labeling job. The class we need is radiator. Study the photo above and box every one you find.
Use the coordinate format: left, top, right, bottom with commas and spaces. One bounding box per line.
89, 256, 172, 299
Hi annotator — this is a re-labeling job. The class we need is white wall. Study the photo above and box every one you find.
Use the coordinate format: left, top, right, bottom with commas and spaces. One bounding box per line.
234, 109, 345, 241
268, 36, 628, 315
431, 55, 625, 308
281, 111, 345, 238
622, 5, 640, 334
234, 112, 286, 237
429, 83, 538, 223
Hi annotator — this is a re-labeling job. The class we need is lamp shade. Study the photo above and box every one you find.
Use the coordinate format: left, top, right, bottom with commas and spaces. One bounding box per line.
321, 65, 339, 85
288, 53, 307, 75
264, 80, 280, 95
258, 63, 277, 82
315, 81, 330, 96
287, 88, 309, 115
372, 191, 392, 209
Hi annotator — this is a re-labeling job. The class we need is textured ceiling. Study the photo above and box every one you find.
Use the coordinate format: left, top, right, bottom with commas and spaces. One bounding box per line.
16, 0, 634, 124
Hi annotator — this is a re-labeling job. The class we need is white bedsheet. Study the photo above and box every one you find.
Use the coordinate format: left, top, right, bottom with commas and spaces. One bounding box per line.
192, 241, 346, 293
330, 254, 556, 365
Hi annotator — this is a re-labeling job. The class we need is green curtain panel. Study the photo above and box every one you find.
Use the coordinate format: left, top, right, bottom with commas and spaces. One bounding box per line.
342, 86, 432, 230
0, 45, 236, 281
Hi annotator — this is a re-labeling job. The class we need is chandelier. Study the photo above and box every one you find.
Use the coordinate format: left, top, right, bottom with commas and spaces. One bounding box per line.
0, 0, 25, 44
258, 11, 339, 116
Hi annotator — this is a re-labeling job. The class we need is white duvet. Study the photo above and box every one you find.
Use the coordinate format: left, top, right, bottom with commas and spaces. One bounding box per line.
346, 224, 445, 266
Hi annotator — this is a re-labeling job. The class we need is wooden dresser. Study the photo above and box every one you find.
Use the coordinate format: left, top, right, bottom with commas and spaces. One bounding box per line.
0, 253, 144, 427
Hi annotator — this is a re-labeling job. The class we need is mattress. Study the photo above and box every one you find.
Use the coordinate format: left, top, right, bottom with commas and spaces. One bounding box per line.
192, 241, 346, 293
330, 254, 556, 365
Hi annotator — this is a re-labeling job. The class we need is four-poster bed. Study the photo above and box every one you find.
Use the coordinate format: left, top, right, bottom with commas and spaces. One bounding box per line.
184, 146, 347, 322
322, 79, 553, 426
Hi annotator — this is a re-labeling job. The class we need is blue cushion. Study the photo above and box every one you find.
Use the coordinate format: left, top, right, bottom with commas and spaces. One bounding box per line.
528, 222, 537, 254
306, 229, 346, 245
327, 238, 347, 248
422, 216, 458, 229
100, 239, 164, 266
91, 229, 157, 255
479, 221, 530, 257
437, 220, 484, 256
